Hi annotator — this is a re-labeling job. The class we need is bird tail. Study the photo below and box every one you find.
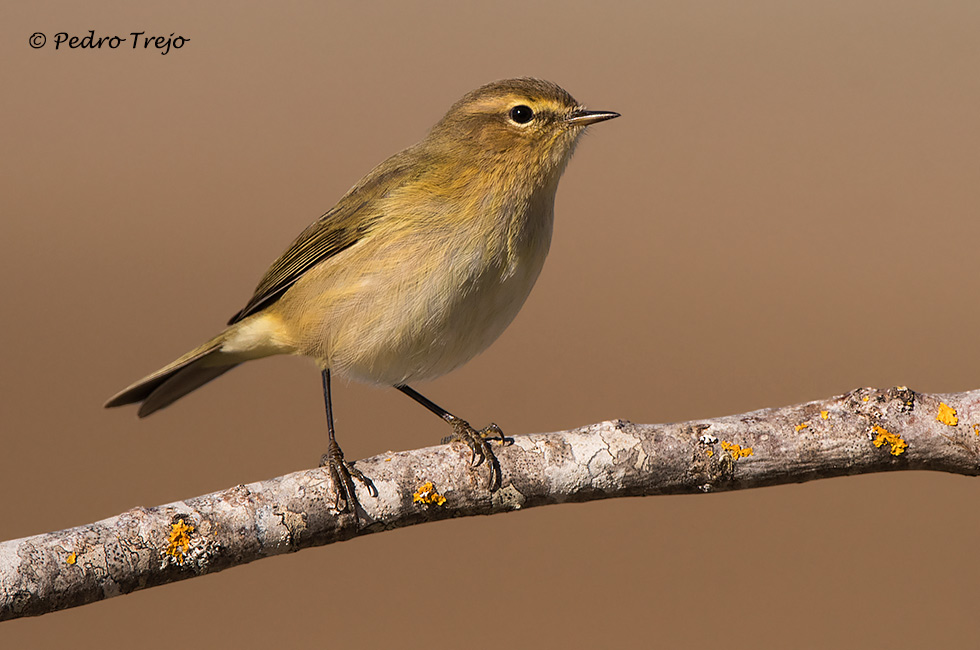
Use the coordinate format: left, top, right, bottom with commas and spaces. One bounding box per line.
104, 330, 240, 417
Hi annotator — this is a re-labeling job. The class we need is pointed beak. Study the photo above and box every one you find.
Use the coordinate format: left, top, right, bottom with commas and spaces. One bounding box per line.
566, 109, 621, 126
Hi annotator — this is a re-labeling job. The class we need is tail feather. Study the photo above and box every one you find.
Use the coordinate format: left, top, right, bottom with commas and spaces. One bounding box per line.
104, 333, 238, 416
137, 363, 239, 417
106, 312, 289, 416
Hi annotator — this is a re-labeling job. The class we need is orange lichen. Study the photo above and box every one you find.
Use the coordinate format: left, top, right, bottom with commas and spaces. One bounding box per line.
936, 403, 958, 426
973, 424, 980, 437
66, 552, 76, 565
413, 481, 447, 506
720, 441, 754, 460
871, 425, 908, 456
795, 422, 810, 432
820, 411, 829, 420
165, 519, 195, 565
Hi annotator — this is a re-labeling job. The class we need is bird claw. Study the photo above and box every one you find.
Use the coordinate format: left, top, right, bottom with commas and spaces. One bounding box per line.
319, 441, 377, 513
444, 418, 510, 491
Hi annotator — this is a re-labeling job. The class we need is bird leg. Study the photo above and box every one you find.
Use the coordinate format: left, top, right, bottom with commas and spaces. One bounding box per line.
319, 369, 376, 512
395, 385, 510, 491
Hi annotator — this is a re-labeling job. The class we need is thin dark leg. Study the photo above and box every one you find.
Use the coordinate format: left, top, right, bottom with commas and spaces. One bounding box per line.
323, 368, 337, 441
395, 385, 456, 424
395, 384, 509, 491
320, 369, 375, 512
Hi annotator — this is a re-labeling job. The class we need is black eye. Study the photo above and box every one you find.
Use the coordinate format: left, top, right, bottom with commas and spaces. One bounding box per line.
509, 105, 534, 124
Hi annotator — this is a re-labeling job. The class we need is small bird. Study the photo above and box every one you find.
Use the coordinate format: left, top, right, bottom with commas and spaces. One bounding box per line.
105, 78, 619, 511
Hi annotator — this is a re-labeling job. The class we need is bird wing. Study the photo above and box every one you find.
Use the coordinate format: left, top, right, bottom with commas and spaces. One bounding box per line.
227, 207, 375, 324
227, 147, 425, 325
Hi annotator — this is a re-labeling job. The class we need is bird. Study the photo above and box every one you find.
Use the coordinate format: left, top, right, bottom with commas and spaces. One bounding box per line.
105, 77, 619, 511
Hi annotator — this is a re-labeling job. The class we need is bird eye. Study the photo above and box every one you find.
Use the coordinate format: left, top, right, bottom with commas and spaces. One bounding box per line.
509, 105, 534, 124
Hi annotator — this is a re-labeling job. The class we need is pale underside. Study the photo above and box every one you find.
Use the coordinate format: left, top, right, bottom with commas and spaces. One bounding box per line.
220, 184, 557, 386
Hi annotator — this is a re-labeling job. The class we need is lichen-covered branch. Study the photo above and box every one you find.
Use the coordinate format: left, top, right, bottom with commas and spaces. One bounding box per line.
2, 386, 978, 620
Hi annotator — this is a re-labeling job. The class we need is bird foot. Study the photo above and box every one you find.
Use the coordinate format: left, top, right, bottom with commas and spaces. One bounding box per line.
319, 440, 377, 513
442, 418, 511, 491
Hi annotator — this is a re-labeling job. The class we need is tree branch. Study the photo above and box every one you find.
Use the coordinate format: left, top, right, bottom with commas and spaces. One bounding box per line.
2, 386, 978, 620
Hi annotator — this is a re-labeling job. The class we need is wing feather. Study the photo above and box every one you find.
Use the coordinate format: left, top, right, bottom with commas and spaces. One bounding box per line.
227, 148, 424, 324
227, 207, 372, 324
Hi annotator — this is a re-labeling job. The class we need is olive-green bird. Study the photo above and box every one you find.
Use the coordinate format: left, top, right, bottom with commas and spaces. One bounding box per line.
105, 78, 619, 511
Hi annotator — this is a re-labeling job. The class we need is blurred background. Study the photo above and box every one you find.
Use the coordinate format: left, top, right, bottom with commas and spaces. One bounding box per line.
2, 1, 978, 647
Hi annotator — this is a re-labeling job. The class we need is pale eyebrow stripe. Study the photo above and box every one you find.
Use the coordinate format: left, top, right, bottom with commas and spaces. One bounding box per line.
462, 96, 572, 118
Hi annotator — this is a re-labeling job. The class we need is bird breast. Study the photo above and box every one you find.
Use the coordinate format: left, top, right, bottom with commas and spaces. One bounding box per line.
279, 186, 557, 386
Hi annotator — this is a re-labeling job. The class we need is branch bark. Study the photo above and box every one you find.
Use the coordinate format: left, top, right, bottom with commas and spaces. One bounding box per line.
3, 386, 978, 620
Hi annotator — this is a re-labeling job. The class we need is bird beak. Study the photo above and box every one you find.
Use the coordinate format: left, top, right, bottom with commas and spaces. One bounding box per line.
566, 109, 621, 126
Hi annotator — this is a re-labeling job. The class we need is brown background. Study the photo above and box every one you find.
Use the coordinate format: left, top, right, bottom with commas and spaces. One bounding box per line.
3, 1, 979, 647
